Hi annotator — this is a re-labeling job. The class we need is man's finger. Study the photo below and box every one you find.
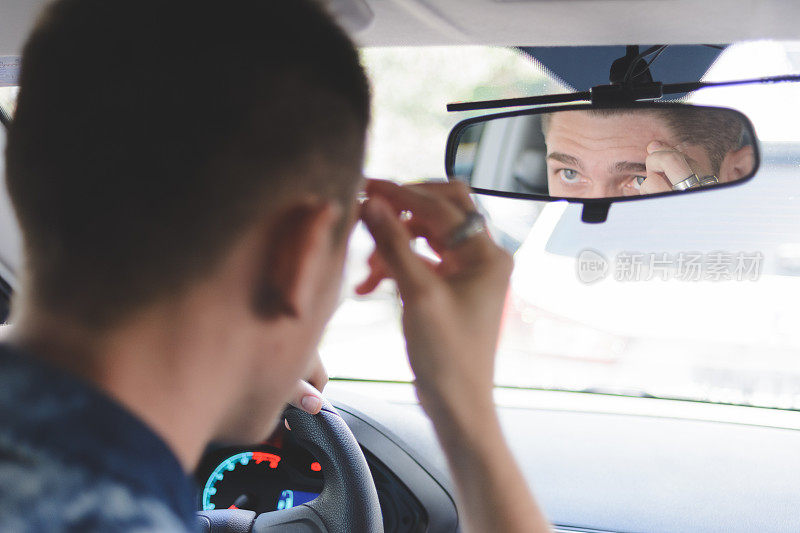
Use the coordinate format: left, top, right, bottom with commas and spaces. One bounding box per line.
361, 197, 435, 298
365, 180, 465, 241
406, 181, 476, 212
355, 251, 389, 295
355, 270, 386, 295
367, 181, 496, 261
357, 245, 445, 295
646, 143, 696, 186
288, 379, 323, 414
639, 173, 672, 194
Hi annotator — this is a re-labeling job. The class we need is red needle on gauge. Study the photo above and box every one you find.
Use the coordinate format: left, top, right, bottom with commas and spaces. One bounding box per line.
228, 493, 253, 511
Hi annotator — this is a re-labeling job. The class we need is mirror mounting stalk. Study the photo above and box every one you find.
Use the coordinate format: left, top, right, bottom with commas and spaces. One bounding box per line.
592, 45, 665, 105
580, 202, 611, 224
609, 46, 655, 85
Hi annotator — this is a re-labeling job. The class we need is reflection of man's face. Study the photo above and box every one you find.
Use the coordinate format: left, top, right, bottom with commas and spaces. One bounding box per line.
544, 111, 713, 199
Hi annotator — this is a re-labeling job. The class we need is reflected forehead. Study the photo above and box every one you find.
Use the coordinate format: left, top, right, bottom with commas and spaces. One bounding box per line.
546, 110, 676, 147
544, 111, 662, 179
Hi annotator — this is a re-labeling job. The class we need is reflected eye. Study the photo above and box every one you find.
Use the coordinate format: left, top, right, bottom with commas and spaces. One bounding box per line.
559, 169, 580, 183
633, 175, 646, 190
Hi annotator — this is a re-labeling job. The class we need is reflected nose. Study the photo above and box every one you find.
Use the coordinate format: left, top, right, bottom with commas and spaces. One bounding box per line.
589, 180, 621, 199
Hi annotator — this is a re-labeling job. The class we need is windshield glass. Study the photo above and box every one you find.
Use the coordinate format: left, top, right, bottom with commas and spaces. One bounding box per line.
323, 42, 800, 411
0, 87, 17, 121
3, 44, 800, 410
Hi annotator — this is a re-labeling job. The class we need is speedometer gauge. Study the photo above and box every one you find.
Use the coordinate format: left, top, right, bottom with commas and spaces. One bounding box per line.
196, 427, 430, 531
198, 444, 323, 514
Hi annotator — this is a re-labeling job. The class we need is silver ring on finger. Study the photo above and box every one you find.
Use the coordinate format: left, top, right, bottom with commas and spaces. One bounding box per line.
445, 211, 487, 249
699, 174, 719, 186
672, 173, 701, 191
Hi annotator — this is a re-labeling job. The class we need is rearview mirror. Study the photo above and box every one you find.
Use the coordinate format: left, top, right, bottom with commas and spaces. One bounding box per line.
446, 103, 759, 204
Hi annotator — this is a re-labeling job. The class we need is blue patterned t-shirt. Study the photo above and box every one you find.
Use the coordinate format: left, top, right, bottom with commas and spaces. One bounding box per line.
0, 343, 198, 532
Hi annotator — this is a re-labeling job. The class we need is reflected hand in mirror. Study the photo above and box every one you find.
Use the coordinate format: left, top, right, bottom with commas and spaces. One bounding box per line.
449, 105, 757, 200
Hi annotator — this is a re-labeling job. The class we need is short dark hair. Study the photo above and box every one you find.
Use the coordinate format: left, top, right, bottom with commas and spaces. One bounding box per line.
6, 0, 370, 328
542, 106, 747, 172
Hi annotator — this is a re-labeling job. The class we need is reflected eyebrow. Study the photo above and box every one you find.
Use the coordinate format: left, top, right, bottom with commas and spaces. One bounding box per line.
547, 152, 581, 168
613, 161, 647, 173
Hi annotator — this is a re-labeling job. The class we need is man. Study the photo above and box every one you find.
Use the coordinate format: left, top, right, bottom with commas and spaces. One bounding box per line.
542, 108, 755, 198
0, 0, 550, 532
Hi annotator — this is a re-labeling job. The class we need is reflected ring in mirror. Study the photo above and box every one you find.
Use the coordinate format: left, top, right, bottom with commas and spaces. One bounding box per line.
699, 175, 720, 186
671, 173, 701, 191
446, 211, 487, 249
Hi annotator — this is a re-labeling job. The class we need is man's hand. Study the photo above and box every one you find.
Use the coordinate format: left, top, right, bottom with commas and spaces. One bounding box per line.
359, 179, 550, 533
288, 352, 328, 415
358, 179, 511, 417
640, 140, 712, 194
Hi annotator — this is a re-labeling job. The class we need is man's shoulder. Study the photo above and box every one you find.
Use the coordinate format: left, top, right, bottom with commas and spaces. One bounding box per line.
0, 345, 198, 532
0, 437, 194, 532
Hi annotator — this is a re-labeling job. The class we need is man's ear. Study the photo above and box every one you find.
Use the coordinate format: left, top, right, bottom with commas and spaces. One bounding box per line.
251, 201, 341, 320
720, 144, 756, 182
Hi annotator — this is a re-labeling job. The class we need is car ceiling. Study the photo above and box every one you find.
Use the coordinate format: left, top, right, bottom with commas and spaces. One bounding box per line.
1, 0, 800, 56
356, 0, 800, 46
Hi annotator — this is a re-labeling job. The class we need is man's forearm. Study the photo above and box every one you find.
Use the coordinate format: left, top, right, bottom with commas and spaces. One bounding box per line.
360, 182, 551, 532
425, 395, 551, 533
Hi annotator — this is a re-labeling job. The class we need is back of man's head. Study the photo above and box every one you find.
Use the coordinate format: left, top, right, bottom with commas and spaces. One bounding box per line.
5, 0, 370, 329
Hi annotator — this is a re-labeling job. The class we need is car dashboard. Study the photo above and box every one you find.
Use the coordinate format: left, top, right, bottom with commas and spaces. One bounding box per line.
196, 423, 433, 531
196, 381, 800, 533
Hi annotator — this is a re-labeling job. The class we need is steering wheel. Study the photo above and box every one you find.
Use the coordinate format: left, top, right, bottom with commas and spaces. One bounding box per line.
197, 400, 383, 533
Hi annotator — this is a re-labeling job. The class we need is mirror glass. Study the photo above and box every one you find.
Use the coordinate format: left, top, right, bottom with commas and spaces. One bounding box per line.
449, 106, 758, 200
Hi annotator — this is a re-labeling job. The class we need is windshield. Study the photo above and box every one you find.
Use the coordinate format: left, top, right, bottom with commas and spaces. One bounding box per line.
3, 44, 800, 410
323, 41, 800, 411
0, 87, 16, 122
